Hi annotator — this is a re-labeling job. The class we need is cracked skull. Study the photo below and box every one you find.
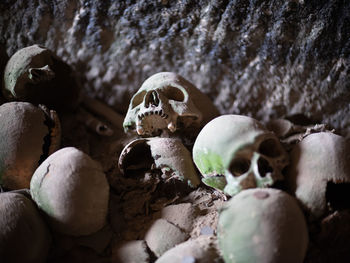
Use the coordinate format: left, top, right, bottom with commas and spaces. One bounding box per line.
123, 72, 219, 136
0, 102, 61, 190
30, 147, 109, 236
193, 115, 289, 196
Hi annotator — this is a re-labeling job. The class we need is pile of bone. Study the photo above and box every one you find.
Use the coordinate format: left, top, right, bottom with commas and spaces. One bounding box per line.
0, 45, 120, 263
1, 45, 350, 263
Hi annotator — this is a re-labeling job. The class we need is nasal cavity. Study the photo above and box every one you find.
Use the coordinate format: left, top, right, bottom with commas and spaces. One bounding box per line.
257, 157, 273, 177
145, 90, 160, 108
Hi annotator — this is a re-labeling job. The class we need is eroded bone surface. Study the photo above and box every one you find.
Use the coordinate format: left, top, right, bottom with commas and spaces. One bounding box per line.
75, 95, 126, 138
145, 218, 189, 257
76, 107, 114, 137
119, 137, 200, 188
82, 95, 124, 131
155, 235, 221, 263
193, 114, 289, 196
266, 118, 333, 148
218, 188, 308, 263
123, 72, 219, 137
2, 45, 80, 112
112, 240, 151, 263
285, 132, 350, 220
0, 102, 60, 190
157, 203, 197, 233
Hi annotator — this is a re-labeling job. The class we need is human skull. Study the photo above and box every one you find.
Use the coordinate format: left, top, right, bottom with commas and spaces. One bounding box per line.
0, 102, 61, 190
0, 191, 51, 263
2, 45, 80, 112
123, 72, 219, 136
218, 188, 308, 263
119, 137, 200, 188
285, 132, 350, 220
30, 147, 109, 236
193, 115, 289, 196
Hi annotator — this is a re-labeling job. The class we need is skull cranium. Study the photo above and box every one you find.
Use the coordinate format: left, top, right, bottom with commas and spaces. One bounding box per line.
118, 137, 200, 188
193, 115, 289, 196
123, 72, 219, 136
285, 132, 350, 220
2, 45, 80, 112
0, 102, 61, 190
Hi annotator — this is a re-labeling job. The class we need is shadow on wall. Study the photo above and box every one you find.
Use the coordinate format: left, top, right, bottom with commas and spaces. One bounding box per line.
0, 44, 9, 104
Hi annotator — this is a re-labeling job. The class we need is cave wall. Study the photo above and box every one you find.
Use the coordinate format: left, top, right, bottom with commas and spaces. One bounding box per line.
1, 0, 349, 136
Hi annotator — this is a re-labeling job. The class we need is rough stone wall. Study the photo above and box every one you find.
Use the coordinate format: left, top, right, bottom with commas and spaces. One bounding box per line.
1, 0, 349, 136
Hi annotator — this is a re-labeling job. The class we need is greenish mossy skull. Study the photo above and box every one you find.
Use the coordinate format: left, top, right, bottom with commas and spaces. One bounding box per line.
3, 44, 80, 112
118, 137, 200, 188
0, 102, 60, 190
218, 188, 308, 263
286, 132, 350, 220
193, 115, 289, 196
123, 72, 219, 136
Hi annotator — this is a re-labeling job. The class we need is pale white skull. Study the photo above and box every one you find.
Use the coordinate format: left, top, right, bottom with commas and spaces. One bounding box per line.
118, 137, 200, 188
123, 72, 219, 136
193, 115, 289, 196
285, 132, 350, 220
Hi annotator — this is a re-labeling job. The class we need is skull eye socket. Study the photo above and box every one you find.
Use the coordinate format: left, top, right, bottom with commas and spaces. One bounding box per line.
131, 91, 146, 109
229, 157, 251, 177
258, 138, 282, 158
257, 157, 273, 178
163, 86, 185, 102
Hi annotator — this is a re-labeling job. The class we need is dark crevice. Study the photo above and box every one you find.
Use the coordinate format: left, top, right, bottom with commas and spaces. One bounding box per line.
145, 242, 157, 263
325, 182, 350, 212
38, 114, 55, 165
121, 142, 154, 177
271, 180, 288, 192
258, 138, 282, 158
151, 172, 193, 200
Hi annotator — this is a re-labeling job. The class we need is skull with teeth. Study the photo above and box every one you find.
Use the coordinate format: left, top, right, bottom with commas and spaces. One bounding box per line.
192, 115, 289, 196
123, 72, 219, 136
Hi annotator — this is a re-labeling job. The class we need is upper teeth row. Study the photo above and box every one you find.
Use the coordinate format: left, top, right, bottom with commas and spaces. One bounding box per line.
138, 110, 168, 120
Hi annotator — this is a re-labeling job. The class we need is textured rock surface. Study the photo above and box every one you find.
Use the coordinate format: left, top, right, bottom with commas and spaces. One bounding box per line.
1, 0, 349, 135
0, 44, 8, 104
